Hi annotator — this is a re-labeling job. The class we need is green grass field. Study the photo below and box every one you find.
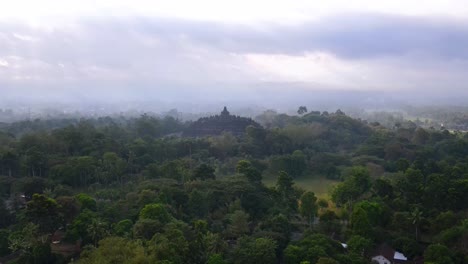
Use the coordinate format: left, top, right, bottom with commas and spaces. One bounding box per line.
264, 176, 339, 199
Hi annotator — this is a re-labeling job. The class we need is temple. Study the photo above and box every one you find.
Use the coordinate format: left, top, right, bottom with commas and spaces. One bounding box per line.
183, 107, 261, 137
221, 106, 230, 116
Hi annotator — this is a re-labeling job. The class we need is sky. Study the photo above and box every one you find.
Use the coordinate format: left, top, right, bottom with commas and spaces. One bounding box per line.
1, 0, 468, 108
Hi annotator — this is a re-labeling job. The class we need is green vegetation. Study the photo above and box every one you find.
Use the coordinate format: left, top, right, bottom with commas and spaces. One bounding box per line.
0, 108, 467, 263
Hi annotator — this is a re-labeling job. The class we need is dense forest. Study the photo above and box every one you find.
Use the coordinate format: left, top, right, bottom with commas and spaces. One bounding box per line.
0, 108, 467, 264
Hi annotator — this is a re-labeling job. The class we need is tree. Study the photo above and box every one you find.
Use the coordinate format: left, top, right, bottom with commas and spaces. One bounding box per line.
8, 223, 51, 263
160, 160, 189, 182
228, 210, 250, 237
25, 194, 60, 233
135, 114, 162, 139
347, 235, 371, 256
101, 152, 126, 184
410, 208, 423, 241
270, 151, 306, 178
331, 167, 371, 206
15, 177, 45, 199
291, 150, 307, 177
71, 156, 98, 187
207, 254, 227, 264
424, 244, 454, 264
0, 150, 19, 177
209, 132, 238, 160
79, 237, 149, 264
284, 245, 303, 264
23, 147, 47, 177
204, 232, 228, 257
139, 203, 171, 224
113, 219, 133, 237
318, 210, 340, 235
350, 207, 372, 237
353, 200, 386, 227
412, 128, 429, 145
132, 219, 163, 240
148, 223, 189, 264
299, 192, 318, 227
8, 223, 39, 253
67, 209, 97, 241
372, 178, 394, 199
396, 169, 424, 204
0, 229, 11, 257
193, 164, 216, 180
30, 242, 52, 264
188, 190, 208, 218
316, 258, 338, 264
276, 171, 294, 198
396, 158, 410, 172
87, 219, 109, 247
236, 160, 252, 174
297, 106, 308, 115
75, 193, 97, 211
235, 160, 263, 183
317, 199, 328, 213
283, 234, 341, 264
435, 220, 468, 256
250, 169, 265, 185
190, 220, 209, 264
56, 196, 81, 225
232, 237, 277, 264
276, 171, 297, 213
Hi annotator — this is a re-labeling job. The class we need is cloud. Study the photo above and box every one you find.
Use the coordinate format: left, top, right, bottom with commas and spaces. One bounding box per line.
128, 15, 468, 60
0, 13, 468, 100
2, 0, 468, 25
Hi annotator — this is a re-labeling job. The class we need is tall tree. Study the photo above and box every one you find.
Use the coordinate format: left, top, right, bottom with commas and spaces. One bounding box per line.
228, 210, 250, 238
297, 106, 308, 115
410, 208, 423, 241
350, 207, 372, 237
193, 164, 216, 180
25, 194, 60, 233
299, 192, 318, 227
87, 219, 109, 247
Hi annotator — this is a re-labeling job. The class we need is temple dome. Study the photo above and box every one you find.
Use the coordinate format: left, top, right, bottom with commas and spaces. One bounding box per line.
183, 107, 261, 137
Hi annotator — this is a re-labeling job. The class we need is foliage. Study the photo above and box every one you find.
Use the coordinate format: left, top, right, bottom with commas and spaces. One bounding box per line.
78, 237, 149, 264
299, 191, 318, 227
331, 167, 371, 206
139, 203, 172, 223
424, 244, 454, 264
232, 237, 277, 264
0, 110, 467, 263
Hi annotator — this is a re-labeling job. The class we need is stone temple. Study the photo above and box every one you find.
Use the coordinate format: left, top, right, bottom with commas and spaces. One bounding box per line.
183, 107, 261, 137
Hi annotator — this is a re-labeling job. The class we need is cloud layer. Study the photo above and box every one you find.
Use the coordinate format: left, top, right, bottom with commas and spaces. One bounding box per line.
1, 12, 468, 105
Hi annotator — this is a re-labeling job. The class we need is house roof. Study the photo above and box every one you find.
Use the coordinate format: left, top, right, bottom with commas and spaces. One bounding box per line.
394, 251, 408, 261
372, 244, 408, 263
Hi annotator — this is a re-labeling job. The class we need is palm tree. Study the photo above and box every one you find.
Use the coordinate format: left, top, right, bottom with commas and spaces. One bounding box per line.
410, 208, 423, 241
87, 219, 108, 247
204, 232, 227, 255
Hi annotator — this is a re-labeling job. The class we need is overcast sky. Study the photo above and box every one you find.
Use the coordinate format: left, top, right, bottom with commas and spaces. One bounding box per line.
1, 0, 468, 106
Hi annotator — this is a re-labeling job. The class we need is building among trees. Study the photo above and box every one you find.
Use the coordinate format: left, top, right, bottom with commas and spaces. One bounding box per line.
184, 107, 261, 137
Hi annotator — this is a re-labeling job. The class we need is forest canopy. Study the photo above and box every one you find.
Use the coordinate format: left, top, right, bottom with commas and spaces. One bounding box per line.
0, 109, 467, 264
